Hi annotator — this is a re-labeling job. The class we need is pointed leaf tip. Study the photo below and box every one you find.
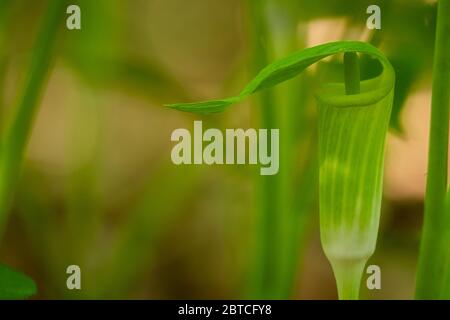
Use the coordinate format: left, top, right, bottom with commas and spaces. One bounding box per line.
166, 98, 238, 114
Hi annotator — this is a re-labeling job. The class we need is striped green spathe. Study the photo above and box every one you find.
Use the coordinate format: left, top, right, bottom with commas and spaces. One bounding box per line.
316, 70, 394, 299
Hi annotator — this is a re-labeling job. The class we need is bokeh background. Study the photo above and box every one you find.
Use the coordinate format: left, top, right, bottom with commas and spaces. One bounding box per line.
0, 0, 445, 299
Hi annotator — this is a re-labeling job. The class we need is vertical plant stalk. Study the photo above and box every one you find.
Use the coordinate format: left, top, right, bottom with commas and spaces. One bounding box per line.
416, 0, 450, 299
246, 0, 277, 299
344, 53, 360, 95
0, 0, 66, 239
264, 1, 312, 299
247, 0, 311, 299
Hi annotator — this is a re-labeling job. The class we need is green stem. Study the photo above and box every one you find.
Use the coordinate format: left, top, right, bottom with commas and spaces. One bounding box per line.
264, 0, 302, 299
0, 0, 66, 239
344, 52, 360, 95
331, 258, 366, 300
246, 0, 313, 299
246, 0, 274, 299
416, 0, 450, 299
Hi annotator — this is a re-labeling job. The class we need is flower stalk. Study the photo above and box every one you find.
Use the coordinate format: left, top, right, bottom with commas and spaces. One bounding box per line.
416, 0, 450, 299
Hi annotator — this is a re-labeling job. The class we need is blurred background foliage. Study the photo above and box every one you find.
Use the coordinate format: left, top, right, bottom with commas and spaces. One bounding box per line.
0, 0, 440, 299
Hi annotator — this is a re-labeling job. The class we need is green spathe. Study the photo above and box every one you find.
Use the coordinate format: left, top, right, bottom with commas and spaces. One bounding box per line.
317, 71, 394, 299
167, 41, 395, 300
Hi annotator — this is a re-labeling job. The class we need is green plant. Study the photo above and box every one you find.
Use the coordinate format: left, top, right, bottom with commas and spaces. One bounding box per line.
0, 0, 67, 299
415, 0, 450, 299
0, 0, 66, 237
168, 41, 395, 299
317, 52, 394, 299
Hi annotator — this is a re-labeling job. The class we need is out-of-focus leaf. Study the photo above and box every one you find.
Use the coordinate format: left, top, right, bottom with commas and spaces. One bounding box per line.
106, 57, 190, 103
63, 0, 188, 104
376, 1, 435, 132
0, 264, 37, 299
66, 52, 190, 104
388, 56, 424, 133
63, 0, 119, 79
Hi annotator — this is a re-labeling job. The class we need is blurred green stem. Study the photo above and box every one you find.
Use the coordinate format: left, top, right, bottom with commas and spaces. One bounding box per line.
0, 1, 11, 120
416, 0, 450, 299
247, 0, 275, 298
0, 0, 66, 239
247, 0, 312, 299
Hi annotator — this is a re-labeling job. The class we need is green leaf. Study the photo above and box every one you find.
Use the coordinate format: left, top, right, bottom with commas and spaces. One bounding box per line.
0, 264, 37, 299
166, 41, 394, 113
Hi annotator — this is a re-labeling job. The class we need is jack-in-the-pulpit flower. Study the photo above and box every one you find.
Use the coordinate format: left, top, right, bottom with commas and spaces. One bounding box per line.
316, 53, 394, 299
167, 41, 395, 300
